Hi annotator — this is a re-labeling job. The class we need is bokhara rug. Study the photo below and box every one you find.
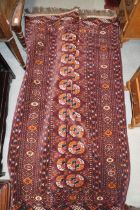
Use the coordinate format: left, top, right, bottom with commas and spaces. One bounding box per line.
8, 9, 130, 210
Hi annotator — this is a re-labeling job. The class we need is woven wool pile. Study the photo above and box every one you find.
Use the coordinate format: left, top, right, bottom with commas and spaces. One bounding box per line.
8, 9, 130, 210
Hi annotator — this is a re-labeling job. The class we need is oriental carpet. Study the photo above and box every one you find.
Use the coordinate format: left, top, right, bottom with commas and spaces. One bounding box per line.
8, 9, 130, 210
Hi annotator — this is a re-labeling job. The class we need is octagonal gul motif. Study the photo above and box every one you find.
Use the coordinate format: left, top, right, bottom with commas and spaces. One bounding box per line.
62, 33, 77, 42
67, 158, 85, 171
68, 141, 85, 155
69, 125, 84, 138
66, 174, 84, 188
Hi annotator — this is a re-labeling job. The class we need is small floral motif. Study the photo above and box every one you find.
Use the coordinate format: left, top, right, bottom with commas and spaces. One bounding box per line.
30, 102, 39, 107
100, 46, 107, 51
101, 94, 110, 101
28, 125, 37, 131
24, 164, 33, 171
100, 64, 108, 69
37, 41, 44, 46
108, 169, 116, 177
68, 194, 77, 201
35, 196, 42, 201
33, 80, 41, 85
27, 137, 36, 143
104, 129, 112, 137
35, 60, 44, 65
102, 83, 110, 89
106, 157, 114, 163
22, 185, 32, 192
97, 196, 104, 201
32, 90, 41, 96
105, 144, 113, 151
103, 105, 111, 111
26, 151, 34, 157
108, 182, 116, 189
101, 73, 108, 80
104, 116, 112, 124
100, 31, 106, 35
23, 177, 33, 185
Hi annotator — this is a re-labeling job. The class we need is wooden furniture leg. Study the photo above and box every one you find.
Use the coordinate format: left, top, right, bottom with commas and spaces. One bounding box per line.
12, 0, 26, 49
0, 12, 25, 69
124, 85, 128, 91
6, 37, 26, 69
126, 68, 140, 128
0, 180, 11, 210
14, 26, 26, 49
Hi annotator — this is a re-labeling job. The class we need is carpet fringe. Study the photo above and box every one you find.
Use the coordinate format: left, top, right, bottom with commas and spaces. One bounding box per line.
25, 7, 117, 19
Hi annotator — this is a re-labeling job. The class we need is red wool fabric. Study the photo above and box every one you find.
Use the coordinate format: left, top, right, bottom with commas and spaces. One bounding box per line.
8, 10, 130, 210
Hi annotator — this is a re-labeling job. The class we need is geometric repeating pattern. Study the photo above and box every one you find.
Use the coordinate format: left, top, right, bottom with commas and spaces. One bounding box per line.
8, 10, 130, 210
56, 32, 85, 189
